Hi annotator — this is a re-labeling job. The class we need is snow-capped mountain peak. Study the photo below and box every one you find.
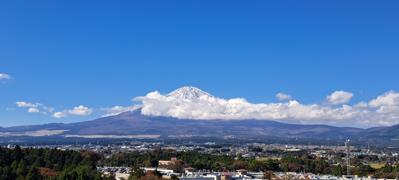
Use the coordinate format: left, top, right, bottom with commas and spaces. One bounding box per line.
167, 86, 213, 99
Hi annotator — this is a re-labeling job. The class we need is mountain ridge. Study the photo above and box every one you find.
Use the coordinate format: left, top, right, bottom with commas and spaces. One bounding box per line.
2, 108, 396, 144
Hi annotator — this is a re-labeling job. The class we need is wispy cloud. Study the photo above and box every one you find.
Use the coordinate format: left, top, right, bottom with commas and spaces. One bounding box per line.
16, 101, 39, 108
67, 105, 93, 116
16, 101, 92, 118
102, 105, 140, 117
52, 105, 93, 119
53, 112, 67, 118
0, 73, 12, 81
15, 101, 53, 114
276, 93, 292, 101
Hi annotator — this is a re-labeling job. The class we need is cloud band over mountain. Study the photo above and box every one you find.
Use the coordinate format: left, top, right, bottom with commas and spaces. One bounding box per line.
14, 86, 399, 128
134, 87, 399, 127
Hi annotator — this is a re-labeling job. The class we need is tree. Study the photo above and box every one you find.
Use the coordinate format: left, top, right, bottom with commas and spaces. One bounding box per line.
13, 145, 23, 161
0, 166, 15, 180
248, 160, 264, 171
168, 160, 185, 173
264, 159, 280, 171
15, 160, 27, 176
170, 174, 179, 180
331, 165, 343, 176
231, 160, 247, 170
26, 167, 42, 180
354, 164, 373, 177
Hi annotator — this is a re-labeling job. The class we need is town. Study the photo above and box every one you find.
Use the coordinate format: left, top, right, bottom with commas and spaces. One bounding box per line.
3, 139, 399, 179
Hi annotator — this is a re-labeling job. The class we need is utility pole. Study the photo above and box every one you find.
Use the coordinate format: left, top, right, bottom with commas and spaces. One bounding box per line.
345, 139, 350, 176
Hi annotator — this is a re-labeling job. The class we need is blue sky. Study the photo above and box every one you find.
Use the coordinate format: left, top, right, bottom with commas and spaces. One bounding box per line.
1, 1, 399, 127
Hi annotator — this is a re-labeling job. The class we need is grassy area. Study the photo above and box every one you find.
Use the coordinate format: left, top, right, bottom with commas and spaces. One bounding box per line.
370, 163, 385, 169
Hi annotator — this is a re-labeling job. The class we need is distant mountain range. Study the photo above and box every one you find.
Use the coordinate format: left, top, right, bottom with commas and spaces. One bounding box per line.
1, 108, 399, 146
1, 86, 399, 146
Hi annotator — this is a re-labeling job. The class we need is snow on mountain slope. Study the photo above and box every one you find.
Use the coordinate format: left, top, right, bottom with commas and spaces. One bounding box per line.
167, 86, 213, 100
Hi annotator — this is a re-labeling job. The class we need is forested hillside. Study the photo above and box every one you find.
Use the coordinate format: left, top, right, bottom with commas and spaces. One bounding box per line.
0, 146, 111, 180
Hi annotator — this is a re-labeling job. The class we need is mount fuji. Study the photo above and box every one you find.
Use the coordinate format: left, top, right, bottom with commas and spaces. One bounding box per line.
1, 86, 399, 146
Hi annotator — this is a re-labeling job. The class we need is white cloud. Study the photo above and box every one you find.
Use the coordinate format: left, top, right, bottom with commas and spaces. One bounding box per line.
68, 105, 93, 116
0, 73, 11, 80
52, 105, 93, 118
53, 112, 67, 119
16, 101, 38, 108
13, 87, 399, 127
16, 101, 91, 118
276, 93, 292, 101
132, 87, 399, 127
137, 91, 354, 123
15, 101, 51, 114
369, 91, 399, 107
326, 91, 354, 105
28, 107, 40, 113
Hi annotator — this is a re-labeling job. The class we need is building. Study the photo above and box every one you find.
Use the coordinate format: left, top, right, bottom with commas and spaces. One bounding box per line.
159, 157, 178, 167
